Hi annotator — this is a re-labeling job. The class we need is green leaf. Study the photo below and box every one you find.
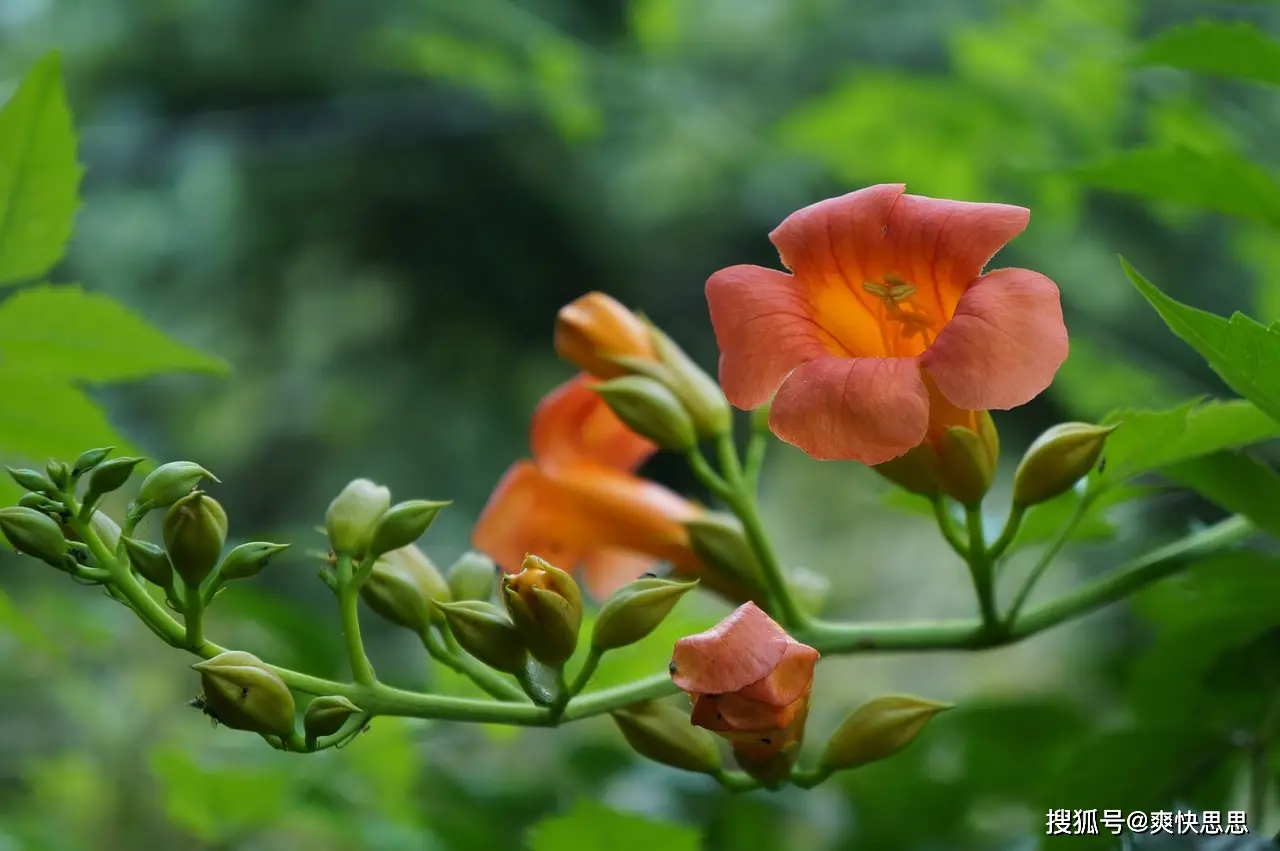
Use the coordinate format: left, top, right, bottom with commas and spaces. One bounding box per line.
1072, 148, 1280, 226
0, 52, 81, 284
1137, 20, 1280, 87
1161, 451, 1280, 539
1007, 487, 1138, 555
526, 799, 700, 851
149, 746, 294, 843
0, 364, 140, 462
1133, 551, 1280, 632
1123, 258, 1280, 423
0, 284, 227, 380
1089, 397, 1280, 492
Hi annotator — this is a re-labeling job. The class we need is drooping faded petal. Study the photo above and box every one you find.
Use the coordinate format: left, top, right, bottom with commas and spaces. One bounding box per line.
920, 268, 1067, 411
531, 374, 658, 473
733, 639, 820, 707
670, 602, 789, 695
705, 264, 828, 410
580, 547, 659, 600
769, 357, 930, 464
471, 462, 595, 574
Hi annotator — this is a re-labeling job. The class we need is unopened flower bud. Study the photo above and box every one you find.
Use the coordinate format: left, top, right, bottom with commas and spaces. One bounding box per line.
163, 491, 228, 587
936, 414, 999, 506
219, 542, 291, 582
71, 447, 114, 478
85, 511, 121, 553
591, 376, 697, 452
360, 544, 451, 633
684, 513, 761, 584
6, 467, 54, 495
554, 292, 657, 380
325, 478, 391, 556
642, 325, 732, 438
433, 600, 527, 674
134, 461, 219, 514
1013, 423, 1117, 508
592, 577, 698, 651
367, 499, 450, 560
612, 701, 722, 775
501, 555, 583, 665
447, 551, 497, 602
45, 460, 69, 490
121, 536, 174, 587
873, 444, 940, 498
18, 492, 63, 514
0, 506, 70, 568
192, 651, 296, 738
819, 695, 953, 772
303, 695, 362, 743
82, 456, 144, 510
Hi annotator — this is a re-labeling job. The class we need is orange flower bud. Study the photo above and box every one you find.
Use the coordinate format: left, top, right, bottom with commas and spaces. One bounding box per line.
554, 292, 656, 380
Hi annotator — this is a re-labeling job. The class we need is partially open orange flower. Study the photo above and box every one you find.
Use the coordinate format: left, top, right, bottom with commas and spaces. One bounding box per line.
472, 374, 706, 599
706, 184, 1068, 465
554, 292, 657, 380
670, 602, 819, 761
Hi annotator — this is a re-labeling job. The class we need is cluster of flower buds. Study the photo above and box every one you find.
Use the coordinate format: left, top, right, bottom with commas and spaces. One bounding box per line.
555, 292, 732, 447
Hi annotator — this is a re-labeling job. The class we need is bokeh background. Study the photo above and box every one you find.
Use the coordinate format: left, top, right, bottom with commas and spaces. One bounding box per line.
1, 0, 1279, 849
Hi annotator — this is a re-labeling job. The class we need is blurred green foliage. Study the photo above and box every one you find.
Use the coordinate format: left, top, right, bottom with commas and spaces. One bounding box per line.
3, 1, 1280, 850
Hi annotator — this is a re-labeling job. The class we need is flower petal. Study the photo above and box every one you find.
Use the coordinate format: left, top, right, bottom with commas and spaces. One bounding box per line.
768, 184, 905, 286
733, 639, 820, 707
580, 548, 658, 600
670, 602, 789, 695
471, 462, 595, 574
531, 374, 657, 473
768, 356, 930, 464
705, 264, 828, 410
920, 268, 1068, 411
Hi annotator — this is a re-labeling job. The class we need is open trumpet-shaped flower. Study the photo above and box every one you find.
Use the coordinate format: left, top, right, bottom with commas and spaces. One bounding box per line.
706, 184, 1068, 464
472, 374, 706, 599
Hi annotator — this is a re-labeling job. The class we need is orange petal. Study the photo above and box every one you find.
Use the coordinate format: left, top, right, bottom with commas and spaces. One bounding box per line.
768, 356, 930, 464
555, 292, 657, 380
556, 465, 702, 558
769, 184, 905, 289
689, 693, 736, 733
471, 462, 594, 573
883, 194, 1030, 320
530, 375, 657, 474
920, 268, 1068, 411
670, 602, 789, 695
705, 264, 828, 410
733, 639, 819, 707
580, 548, 658, 600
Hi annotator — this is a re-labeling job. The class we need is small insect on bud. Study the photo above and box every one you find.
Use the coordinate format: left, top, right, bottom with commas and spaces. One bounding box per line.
819, 695, 953, 773
612, 700, 722, 775
81, 456, 145, 511
303, 695, 362, 745
6, 467, 55, 496
447, 551, 498, 602
591, 376, 697, 453
366, 499, 450, 561
70, 446, 115, 478
192, 651, 297, 739
0, 506, 71, 568
162, 491, 228, 587
592, 577, 698, 652
1013, 423, 1118, 508
218, 542, 291, 582
501, 555, 583, 666
121, 536, 174, 588
325, 478, 391, 556
360, 544, 451, 633
133, 461, 220, 515
432, 600, 527, 675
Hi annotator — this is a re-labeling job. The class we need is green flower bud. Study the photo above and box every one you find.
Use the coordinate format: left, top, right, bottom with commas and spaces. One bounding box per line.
367, 499, 450, 560
1013, 423, 1118, 508
82, 456, 144, 509
45, 460, 70, 490
874, 412, 999, 506
684, 513, 761, 583
360, 544, 451, 633
591, 376, 697, 452
325, 478, 391, 556
303, 695, 362, 743
133, 461, 220, 514
18, 492, 64, 514
6, 467, 54, 496
646, 324, 732, 439
500, 555, 583, 666
873, 444, 940, 497
121, 536, 174, 588
0, 506, 70, 567
70, 446, 114, 478
613, 701, 722, 775
85, 511, 121, 554
592, 577, 698, 651
433, 600, 527, 674
162, 491, 228, 587
787, 565, 831, 616
192, 651, 296, 738
819, 695, 953, 772
218, 542, 291, 582
447, 551, 498, 602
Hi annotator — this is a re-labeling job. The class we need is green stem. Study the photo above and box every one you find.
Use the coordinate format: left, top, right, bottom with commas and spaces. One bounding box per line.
335, 554, 377, 686
931, 497, 967, 558
713, 769, 762, 792
964, 505, 999, 629
1004, 494, 1093, 627
790, 767, 832, 789
743, 431, 768, 490
986, 504, 1026, 564
183, 581, 205, 649
569, 648, 603, 695
423, 628, 527, 702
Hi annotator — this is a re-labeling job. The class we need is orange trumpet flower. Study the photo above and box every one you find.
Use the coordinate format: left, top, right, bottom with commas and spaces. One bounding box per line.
472, 374, 706, 599
706, 184, 1068, 465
